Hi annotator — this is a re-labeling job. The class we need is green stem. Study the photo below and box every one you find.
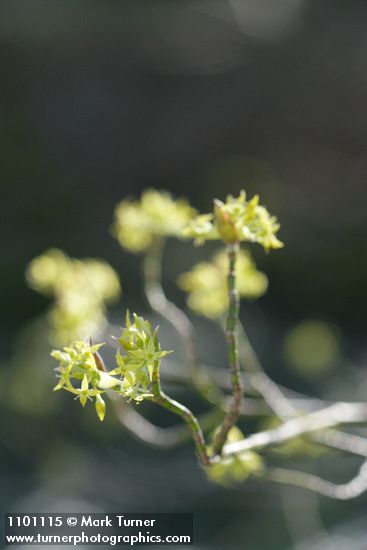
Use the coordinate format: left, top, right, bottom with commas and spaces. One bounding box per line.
213, 243, 244, 455
143, 237, 222, 405
150, 359, 211, 467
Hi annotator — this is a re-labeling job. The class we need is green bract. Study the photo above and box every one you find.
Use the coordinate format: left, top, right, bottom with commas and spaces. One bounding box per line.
182, 190, 283, 251
113, 189, 197, 253
51, 340, 121, 421
116, 312, 171, 402
177, 249, 268, 318
26, 249, 121, 344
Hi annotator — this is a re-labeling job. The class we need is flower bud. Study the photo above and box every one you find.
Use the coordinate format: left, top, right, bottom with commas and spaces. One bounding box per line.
95, 394, 106, 422
213, 199, 239, 244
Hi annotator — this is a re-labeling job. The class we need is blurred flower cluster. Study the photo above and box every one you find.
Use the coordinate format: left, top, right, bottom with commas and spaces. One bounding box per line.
182, 190, 283, 251
26, 249, 121, 344
206, 451, 264, 486
206, 427, 263, 485
113, 189, 196, 252
283, 319, 341, 378
177, 249, 268, 318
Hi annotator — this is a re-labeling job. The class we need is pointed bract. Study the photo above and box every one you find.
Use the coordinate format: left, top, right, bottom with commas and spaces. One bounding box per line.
115, 312, 172, 402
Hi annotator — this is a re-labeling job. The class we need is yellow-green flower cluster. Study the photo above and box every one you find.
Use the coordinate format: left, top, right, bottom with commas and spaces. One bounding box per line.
115, 312, 171, 402
113, 189, 197, 252
206, 451, 264, 486
182, 191, 283, 251
50, 313, 170, 417
177, 249, 268, 318
26, 249, 121, 344
206, 428, 264, 485
51, 341, 122, 421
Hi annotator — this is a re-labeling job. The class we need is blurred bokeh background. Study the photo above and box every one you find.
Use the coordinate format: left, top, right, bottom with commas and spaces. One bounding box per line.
1, 1, 367, 548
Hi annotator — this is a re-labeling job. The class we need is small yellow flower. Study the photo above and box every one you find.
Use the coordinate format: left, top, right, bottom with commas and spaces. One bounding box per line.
113, 189, 197, 253
177, 249, 268, 318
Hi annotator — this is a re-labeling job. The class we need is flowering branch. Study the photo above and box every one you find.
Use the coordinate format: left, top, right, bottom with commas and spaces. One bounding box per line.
183, 191, 283, 456
27, 187, 367, 500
